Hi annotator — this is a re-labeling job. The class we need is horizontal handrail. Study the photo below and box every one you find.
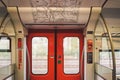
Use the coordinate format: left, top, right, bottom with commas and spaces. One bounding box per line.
0, 64, 15, 80
95, 63, 113, 80
95, 63, 113, 70
102, 33, 120, 37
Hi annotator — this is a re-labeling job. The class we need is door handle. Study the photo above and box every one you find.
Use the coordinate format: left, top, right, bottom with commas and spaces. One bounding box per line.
50, 56, 54, 58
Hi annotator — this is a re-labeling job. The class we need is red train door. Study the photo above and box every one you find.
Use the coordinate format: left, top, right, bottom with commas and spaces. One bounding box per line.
57, 30, 84, 80
27, 30, 55, 80
27, 30, 84, 80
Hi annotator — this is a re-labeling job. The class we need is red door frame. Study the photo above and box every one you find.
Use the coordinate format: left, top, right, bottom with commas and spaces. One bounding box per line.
27, 29, 84, 80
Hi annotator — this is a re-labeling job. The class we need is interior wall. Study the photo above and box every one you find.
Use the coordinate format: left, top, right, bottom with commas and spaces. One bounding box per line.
85, 7, 101, 80
94, 10, 120, 79
95, 14, 120, 49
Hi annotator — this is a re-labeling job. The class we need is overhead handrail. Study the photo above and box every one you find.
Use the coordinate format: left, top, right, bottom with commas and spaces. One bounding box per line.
0, 0, 7, 7
102, 32, 120, 37
26, 45, 31, 80
100, 14, 116, 80
0, 13, 9, 29
80, 45, 85, 80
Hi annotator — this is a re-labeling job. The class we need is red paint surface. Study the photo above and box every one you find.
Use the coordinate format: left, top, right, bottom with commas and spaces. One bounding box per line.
18, 50, 22, 69
27, 30, 55, 80
18, 38, 22, 48
27, 29, 84, 80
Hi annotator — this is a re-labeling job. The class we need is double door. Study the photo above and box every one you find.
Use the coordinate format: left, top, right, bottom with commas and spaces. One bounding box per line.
27, 30, 84, 80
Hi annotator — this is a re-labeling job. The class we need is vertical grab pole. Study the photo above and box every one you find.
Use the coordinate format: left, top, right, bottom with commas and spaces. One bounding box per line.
100, 14, 116, 80
26, 45, 30, 80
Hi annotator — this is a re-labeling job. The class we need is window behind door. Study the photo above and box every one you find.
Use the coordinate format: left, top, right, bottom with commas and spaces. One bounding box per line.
0, 37, 11, 68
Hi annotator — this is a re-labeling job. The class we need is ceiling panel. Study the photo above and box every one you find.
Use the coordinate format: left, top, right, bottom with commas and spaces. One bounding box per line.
3, 0, 106, 7
19, 7, 91, 24
104, 0, 120, 8
1, 0, 120, 29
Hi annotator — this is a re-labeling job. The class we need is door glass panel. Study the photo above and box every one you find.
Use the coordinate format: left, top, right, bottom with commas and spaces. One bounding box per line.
63, 37, 80, 74
32, 37, 48, 74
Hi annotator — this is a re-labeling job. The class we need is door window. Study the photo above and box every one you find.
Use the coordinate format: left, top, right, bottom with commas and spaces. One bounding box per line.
63, 37, 80, 74
32, 37, 48, 74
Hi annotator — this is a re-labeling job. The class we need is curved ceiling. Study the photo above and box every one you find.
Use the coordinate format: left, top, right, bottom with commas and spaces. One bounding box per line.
1, 0, 120, 29
19, 7, 91, 25
3, 0, 106, 7
4, 0, 106, 25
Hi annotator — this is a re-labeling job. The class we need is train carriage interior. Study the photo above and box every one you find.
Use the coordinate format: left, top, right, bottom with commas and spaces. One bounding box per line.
0, 0, 120, 80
